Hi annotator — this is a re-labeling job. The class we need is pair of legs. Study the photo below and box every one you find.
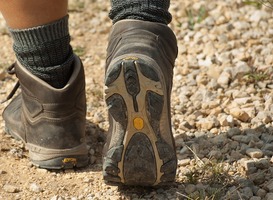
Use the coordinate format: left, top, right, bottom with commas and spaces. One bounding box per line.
1, 1, 177, 186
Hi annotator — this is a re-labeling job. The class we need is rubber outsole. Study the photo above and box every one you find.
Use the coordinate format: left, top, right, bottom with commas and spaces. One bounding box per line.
5, 126, 89, 169
103, 55, 177, 186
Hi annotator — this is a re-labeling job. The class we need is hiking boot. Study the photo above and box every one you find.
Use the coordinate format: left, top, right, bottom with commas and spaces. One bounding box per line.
103, 20, 178, 186
2, 55, 88, 169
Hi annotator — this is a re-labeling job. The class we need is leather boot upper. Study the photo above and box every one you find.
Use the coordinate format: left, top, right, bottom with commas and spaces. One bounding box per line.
3, 55, 87, 150
106, 19, 178, 92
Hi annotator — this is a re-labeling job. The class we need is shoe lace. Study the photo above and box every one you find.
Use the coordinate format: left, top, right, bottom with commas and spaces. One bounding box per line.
1, 63, 20, 104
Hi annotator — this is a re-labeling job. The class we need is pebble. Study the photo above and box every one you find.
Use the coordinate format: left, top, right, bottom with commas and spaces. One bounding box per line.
241, 187, 253, 199
29, 183, 43, 193
195, 117, 219, 130
250, 197, 261, 200
246, 148, 264, 159
266, 180, 273, 192
229, 108, 250, 122
227, 127, 242, 137
178, 158, 191, 166
185, 184, 196, 195
217, 71, 231, 87
249, 10, 270, 23
265, 193, 273, 200
3, 184, 19, 193
232, 135, 251, 144
0, 70, 6, 81
51, 196, 65, 200
239, 158, 255, 171
256, 188, 267, 198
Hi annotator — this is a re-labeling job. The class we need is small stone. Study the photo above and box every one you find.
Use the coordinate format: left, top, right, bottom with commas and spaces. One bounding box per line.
93, 111, 104, 123
263, 144, 273, 152
246, 148, 263, 159
89, 148, 95, 155
230, 108, 250, 122
212, 134, 228, 146
178, 159, 191, 166
179, 121, 193, 131
175, 138, 184, 148
239, 158, 255, 171
90, 156, 96, 164
227, 127, 242, 137
3, 184, 19, 193
233, 97, 251, 105
233, 21, 250, 30
83, 177, 91, 183
225, 186, 241, 200
266, 180, 273, 192
241, 187, 253, 199
209, 150, 222, 159
250, 197, 261, 200
29, 183, 43, 193
218, 115, 229, 126
0, 70, 6, 81
265, 193, 273, 200
36, 168, 48, 174
249, 10, 270, 23
210, 128, 219, 134
185, 184, 196, 195
255, 158, 270, 169
217, 71, 231, 87
256, 188, 267, 198
51, 195, 65, 200
249, 172, 265, 185
196, 117, 219, 130
232, 135, 251, 144
233, 63, 251, 79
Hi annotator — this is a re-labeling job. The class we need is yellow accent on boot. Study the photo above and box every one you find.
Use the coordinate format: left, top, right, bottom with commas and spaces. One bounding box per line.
62, 158, 77, 165
123, 57, 139, 61
133, 117, 144, 130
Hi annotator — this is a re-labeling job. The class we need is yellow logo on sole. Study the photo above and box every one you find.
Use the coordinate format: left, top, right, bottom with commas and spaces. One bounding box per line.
134, 117, 144, 130
62, 158, 77, 165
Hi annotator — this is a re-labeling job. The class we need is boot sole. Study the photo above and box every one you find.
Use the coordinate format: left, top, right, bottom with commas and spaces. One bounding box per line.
5, 126, 89, 169
103, 55, 177, 186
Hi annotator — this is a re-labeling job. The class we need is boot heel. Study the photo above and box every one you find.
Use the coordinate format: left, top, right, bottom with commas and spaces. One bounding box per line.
104, 55, 176, 186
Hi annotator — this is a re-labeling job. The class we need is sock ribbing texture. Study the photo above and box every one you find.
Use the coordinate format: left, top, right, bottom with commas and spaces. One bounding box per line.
9, 15, 74, 89
109, 0, 172, 24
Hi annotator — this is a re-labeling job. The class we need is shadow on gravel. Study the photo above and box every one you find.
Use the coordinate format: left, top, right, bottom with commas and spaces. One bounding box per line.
116, 125, 273, 199
82, 120, 107, 172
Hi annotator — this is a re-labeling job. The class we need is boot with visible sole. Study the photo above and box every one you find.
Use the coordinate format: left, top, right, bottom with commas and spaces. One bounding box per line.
103, 20, 178, 186
2, 55, 88, 169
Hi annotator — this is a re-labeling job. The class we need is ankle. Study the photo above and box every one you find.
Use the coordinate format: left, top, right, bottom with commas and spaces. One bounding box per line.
9, 15, 73, 88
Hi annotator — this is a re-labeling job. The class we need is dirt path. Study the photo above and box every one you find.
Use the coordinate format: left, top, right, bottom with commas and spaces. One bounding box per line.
1, 0, 273, 199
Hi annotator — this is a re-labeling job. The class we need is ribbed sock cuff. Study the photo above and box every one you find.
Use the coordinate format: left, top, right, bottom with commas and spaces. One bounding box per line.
9, 15, 70, 46
9, 15, 74, 88
109, 0, 172, 24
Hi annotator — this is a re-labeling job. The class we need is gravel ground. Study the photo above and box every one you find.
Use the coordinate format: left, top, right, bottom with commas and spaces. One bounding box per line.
1, 0, 273, 199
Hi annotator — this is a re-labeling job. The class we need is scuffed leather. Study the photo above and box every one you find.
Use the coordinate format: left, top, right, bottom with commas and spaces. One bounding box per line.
3, 55, 87, 150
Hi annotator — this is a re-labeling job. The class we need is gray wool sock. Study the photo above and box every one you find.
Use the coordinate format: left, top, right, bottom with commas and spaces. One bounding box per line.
9, 15, 74, 89
109, 0, 172, 24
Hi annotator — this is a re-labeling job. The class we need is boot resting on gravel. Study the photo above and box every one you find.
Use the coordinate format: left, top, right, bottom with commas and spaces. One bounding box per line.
2, 55, 89, 169
103, 20, 178, 186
